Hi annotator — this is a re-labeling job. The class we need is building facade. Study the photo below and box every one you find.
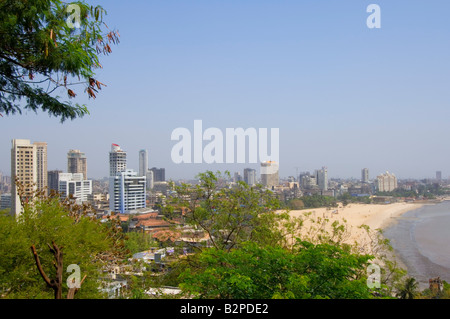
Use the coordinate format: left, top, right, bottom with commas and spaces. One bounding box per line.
377, 171, 398, 192
0, 193, 11, 210
316, 167, 328, 191
243, 168, 256, 186
139, 149, 148, 177
362, 168, 369, 183
260, 161, 279, 189
67, 149, 87, 179
34, 142, 48, 195
150, 167, 165, 182
109, 169, 146, 214
48, 170, 62, 194
58, 173, 92, 204
109, 144, 127, 177
11, 139, 37, 217
146, 169, 154, 191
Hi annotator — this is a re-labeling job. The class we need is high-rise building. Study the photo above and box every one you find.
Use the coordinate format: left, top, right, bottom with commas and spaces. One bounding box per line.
109, 144, 127, 177
58, 173, 92, 204
109, 169, 146, 214
362, 168, 369, 183
48, 170, 62, 194
34, 142, 48, 195
150, 167, 165, 182
139, 149, 148, 177
67, 149, 87, 179
316, 167, 328, 191
146, 169, 154, 190
243, 168, 256, 186
11, 139, 37, 217
260, 161, 279, 189
377, 171, 398, 192
436, 171, 442, 182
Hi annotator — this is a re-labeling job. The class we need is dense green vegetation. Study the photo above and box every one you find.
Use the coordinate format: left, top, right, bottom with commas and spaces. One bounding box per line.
285, 195, 338, 210
0, 194, 127, 299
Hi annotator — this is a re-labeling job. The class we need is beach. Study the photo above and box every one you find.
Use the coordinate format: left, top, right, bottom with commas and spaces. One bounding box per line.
282, 201, 450, 290
284, 202, 425, 249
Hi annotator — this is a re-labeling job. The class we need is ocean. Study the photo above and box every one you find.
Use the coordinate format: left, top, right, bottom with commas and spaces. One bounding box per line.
383, 200, 450, 289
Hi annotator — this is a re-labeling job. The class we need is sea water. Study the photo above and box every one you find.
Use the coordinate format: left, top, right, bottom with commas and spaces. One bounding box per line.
383, 200, 450, 289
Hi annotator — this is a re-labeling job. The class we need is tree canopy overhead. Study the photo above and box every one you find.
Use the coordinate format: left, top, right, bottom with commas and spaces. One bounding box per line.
0, 0, 119, 121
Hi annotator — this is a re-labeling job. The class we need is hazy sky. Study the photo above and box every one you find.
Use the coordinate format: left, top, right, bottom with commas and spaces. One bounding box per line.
1, 0, 450, 180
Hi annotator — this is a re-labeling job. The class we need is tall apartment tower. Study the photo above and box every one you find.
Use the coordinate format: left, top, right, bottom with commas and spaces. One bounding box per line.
109, 169, 146, 214
11, 139, 37, 217
260, 161, 279, 189
67, 149, 87, 180
243, 168, 256, 186
436, 171, 442, 182
109, 144, 127, 177
139, 149, 148, 177
34, 142, 48, 195
150, 167, 165, 182
362, 168, 369, 183
316, 167, 328, 191
377, 171, 398, 192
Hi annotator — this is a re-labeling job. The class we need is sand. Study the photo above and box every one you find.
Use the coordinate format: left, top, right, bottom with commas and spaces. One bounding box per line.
278, 202, 425, 256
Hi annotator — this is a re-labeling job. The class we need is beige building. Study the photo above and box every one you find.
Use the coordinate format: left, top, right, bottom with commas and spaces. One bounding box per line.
11, 139, 48, 217
11, 139, 37, 217
34, 142, 48, 196
67, 149, 87, 180
260, 161, 279, 189
377, 171, 398, 192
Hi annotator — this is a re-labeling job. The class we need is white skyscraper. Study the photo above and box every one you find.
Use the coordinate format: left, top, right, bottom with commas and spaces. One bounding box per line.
109, 144, 127, 177
109, 169, 146, 214
139, 149, 148, 177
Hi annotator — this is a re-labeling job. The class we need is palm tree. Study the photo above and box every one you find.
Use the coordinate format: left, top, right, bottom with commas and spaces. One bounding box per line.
396, 277, 419, 299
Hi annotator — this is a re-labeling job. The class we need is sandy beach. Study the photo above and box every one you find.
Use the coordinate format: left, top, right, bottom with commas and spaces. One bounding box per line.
279, 202, 426, 256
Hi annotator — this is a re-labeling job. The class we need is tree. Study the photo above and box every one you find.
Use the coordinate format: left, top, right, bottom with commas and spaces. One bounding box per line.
0, 0, 119, 121
162, 171, 286, 252
179, 240, 378, 299
395, 277, 419, 299
0, 189, 127, 299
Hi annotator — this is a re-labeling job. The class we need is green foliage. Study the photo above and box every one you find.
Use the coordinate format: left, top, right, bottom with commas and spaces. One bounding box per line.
295, 195, 338, 209
0, 195, 126, 299
125, 231, 156, 256
0, 0, 119, 121
163, 171, 285, 251
395, 277, 419, 299
178, 241, 377, 299
337, 193, 372, 206
376, 183, 448, 199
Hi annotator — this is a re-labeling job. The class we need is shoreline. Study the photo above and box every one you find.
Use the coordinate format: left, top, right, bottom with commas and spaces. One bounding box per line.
282, 201, 430, 274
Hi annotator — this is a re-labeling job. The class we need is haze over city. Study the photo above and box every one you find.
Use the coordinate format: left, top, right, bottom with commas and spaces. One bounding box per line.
1, 0, 449, 180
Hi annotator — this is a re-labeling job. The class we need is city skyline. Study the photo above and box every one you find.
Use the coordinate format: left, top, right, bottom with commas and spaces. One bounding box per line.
1, 1, 449, 180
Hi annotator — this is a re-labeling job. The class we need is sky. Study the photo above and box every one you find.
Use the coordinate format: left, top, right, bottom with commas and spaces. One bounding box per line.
1, 0, 450, 180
